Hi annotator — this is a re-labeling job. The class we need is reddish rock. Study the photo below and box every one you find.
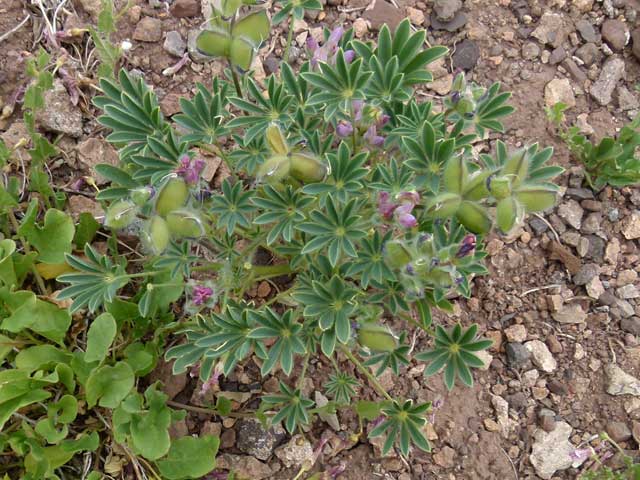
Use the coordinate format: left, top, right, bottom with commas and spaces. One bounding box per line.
171, 0, 200, 18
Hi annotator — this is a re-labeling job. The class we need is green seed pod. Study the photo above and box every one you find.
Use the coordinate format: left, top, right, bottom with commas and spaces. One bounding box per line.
514, 185, 558, 212
156, 177, 189, 216
488, 176, 512, 200
166, 209, 206, 238
502, 149, 528, 188
442, 155, 468, 194
462, 170, 492, 201
257, 155, 291, 183
130, 187, 153, 207
426, 193, 462, 218
496, 197, 519, 233
456, 97, 476, 115
289, 153, 328, 183
384, 240, 412, 269
451, 73, 467, 92
357, 324, 398, 352
423, 268, 455, 288
105, 200, 137, 229
456, 201, 492, 234
265, 124, 289, 155
233, 10, 270, 45
229, 36, 256, 72
196, 28, 231, 58
144, 216, 170, 254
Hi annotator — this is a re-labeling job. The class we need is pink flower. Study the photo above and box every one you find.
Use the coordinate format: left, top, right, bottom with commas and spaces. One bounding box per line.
378, 192, 397, 220
395, 204, 417, 228
569, 448, 593, 463
378, 191, 420, 229
336, 121, 354, 137
456, 234, 476, 258
308, 27, 354, 68
364, 125, 385, 147
200, 362, 224, 395
192, 285, 214, 306
176, 155, 205, 184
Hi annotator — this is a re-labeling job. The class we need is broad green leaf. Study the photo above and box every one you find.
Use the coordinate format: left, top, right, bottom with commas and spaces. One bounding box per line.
196, 29, 230, 58
0, 239, 17, 287
15, 345, 72, 372
1, 293, 71, 345
230, 36, 255, 71
157, 435, 220, 479
85, 313, 117, 362
73, 212, 100, 248
85, 362, 135, 408
355, 400, 382, 421
18, 202, 75, 264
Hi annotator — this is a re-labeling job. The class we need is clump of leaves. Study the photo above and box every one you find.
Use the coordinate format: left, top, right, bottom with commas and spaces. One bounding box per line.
548, 103, 640, 189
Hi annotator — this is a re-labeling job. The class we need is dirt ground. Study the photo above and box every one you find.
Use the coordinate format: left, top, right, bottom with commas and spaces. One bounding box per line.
1, 0, 640, 478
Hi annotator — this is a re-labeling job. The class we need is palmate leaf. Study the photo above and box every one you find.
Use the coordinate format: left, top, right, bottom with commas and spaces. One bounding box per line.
415, 323, 492, 390
369, 399, 431, 456
347, 230, 395, 288
261, 381, 315, 433
57, 244, 129, 313
174, 79, 229, 145
273, 0, 322, 24
253, 185, 314, 245
248, 309, 306, 375
228, 133, 270, 175
325, 371, 359, 404
473, 82, 515, 135
210, 179, 256, 235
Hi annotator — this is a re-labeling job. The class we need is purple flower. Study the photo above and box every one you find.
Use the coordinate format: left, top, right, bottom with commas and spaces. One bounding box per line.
569, 448, 592, 463
364, 125, 385, 147
395, 204, 417, 228
344, 50, 356, 63
200, 362, 224, 395
352, 100, 364, 122
336, 120, 354, 137
328, 463, 346, 478
308, 27, 351, 67
378, 192, 396, 220
176, 155, 206, 184
456, 234, 477, 258
378, 191, 420, 229
192, 284, 214, 306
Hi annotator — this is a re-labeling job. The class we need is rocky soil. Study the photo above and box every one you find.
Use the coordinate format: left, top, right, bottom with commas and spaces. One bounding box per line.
2, 0, 640, 478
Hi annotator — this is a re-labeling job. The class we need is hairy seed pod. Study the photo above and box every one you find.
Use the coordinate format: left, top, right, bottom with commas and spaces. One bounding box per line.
488, 176, 512, 200
514, 185, 558, 212
166, 209, 206, 238
289, 153, 328, 183
229, 36, 255, 72
358, 324, 398, 352
105, 200, 137, 229
257, 155, 291, 183
233, 10, 270, 45
462, 170, 492, 201
496, 197, 519, 233
426, 193, 462, 218
456, 201, 492, 234
502, 149, 528, 188
130, 187, 153, 207
265, 123, 289, 155
384, 240, 412, 269
196, 28, 231, 58
144, 216, 170, 254
442, 155, 468, 194
156, 177, 189, 216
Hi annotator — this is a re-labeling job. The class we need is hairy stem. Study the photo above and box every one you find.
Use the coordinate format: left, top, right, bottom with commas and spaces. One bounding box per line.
341, 347, 393, 402
283, 12, 295, 65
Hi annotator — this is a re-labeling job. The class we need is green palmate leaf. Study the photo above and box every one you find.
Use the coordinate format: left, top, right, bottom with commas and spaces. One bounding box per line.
415, 323, 492, 390
174, 80, 229, 144
248, 309, 306, 375
253, 185, 314, 245
210, 179, 255, 235
85, 361, 135, 408
84, 312, 117, 362
369, 399, 431, 456
347, 230, 395, 288
156, 435, 220, 479
57, 244, 129, 313
234, 10, 270, 45
261, 381, 315, 434
326, 372, 359, 404
18, 202, 75, 264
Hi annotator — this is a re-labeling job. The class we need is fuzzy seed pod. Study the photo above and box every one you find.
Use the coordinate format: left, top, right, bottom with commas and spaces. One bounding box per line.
105, 200, 137, 229
456, 201, 492, 234
257, 155, 291, 183
156, 177, 189, 216
144, 216, 170, 254
514, 185, 557, 212
442, 155, 468, 195
488, 176, 512, 200
426, 193, 462, 218
496, 197, 519, 233
265, 123, 289, 155
289, 153, 327, 183
166, 209, 206, 238
358, 324, 398, 352
502, 149, 528, 188
383, 240, 412, 270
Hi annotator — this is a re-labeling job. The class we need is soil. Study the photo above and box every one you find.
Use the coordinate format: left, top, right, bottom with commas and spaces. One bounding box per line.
2, 0, 640, 479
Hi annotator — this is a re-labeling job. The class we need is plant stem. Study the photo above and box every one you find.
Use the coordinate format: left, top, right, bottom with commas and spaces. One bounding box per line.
341, 347, 393, 402
283, 12, 295, 65
230, 64, 243, 98
296, 354, 310, 390
166, 400, 254, 418
8, 210, 48, 295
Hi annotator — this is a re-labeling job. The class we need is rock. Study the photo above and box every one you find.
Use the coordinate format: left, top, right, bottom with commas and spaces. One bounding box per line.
352, 18, 369, 39
434, 0, 462, 21
633, 28, 640, 61
618, 270, 638, 286
538, 409, 556, 432
575, 19, 597, 43
407, 7, 425, 26
36, 80, 83, 137
552, 304, 586, 326
548, 379, 568, 396
617, 86, 640, 111
430, 11, 468, 32
544, 78, 575, 109
433, 446, 456, 468
429, 75, 453, 95
601, 19, 628, 51
505, 342, 531, 369
623, 213, 640, 239
575, 43, 599, 66
525, 340, 557, 373
171, 0, 200, 17
607, 421, 632, 442
591, 57, 625, 106
363, 1, 404, 31
562, 58, 587, 85
235, 418, 285, 460
621, 318, 640, 336
557, 200, 583, 229
220, 428, 236, 449
504, 324, 527, 343
217, 454, 272, 480
573, 263, 600, 286
133, 17, 162, 42
0, 121, 29, 150
452, 39, 480, 71
160, 92, 182, 116
586, 276, 605, 299
77, 138, 120, 184
476, 350, 493, 371
617, 285, 640, 299
68, 195, 104, 221
572, 0, 594, 12
606, 363, 640, 396
78, 0, 101, 20
530, 421, 575, 479
274, 435, 314, 468
148, 359, 188, 400
522, 42, 541, 60
549, 47, 567, 65
491, 395, 516, 438
531, 12, 568, 48
164, 31, 186, 57
315, 391, 340, 430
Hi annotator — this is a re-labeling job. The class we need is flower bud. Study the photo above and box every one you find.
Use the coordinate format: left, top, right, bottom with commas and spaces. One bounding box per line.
166, 209, 206, 238
257, 155, 291, 183
357, 324, 398, 352
105, 200, 137, 229
456, 201, 491, 234
156, 177, 189, 216
143, 216, 170, 254
289, 153, 327, 183
456, 234, 476, 258
488, 176, 512, 200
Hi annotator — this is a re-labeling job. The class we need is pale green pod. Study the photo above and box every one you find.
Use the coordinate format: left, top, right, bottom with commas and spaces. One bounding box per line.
488, 176, 512, 200
130, 187, 153, 207
156, 177, 189, 216
257, 155, 291, 183
289, 153, 327, 183
358, 324, 398, 352
442, 155, 468, 195
502, 149, 528, 188
496, 197, 518, 233
462, 170, 492, 201
145, 216, 170, 254
384, 240, 412, 270
514, 185, 558, 212
105, 200, 137, 229
426, 193, 462, 218
456, 201, 492, 234
166, 210, 206, 238
265, 124, 289, 155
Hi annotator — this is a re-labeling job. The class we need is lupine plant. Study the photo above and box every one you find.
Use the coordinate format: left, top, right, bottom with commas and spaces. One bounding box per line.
0, 6, 563, 477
